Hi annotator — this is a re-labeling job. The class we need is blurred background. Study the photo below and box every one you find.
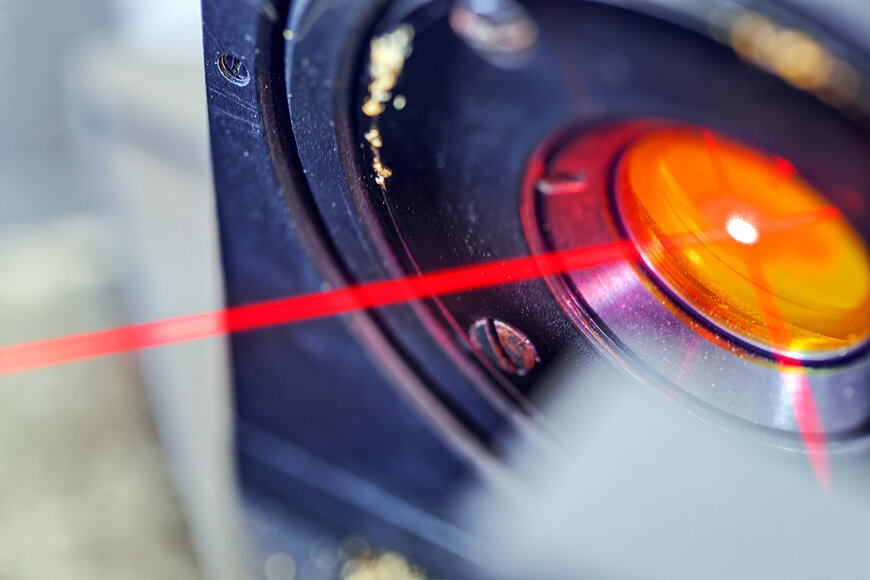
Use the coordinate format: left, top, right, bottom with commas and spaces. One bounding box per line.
0, 1, 236, 577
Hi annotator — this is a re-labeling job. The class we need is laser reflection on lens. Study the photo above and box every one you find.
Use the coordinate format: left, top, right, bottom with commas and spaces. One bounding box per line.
747, 259, 830, 490
616, 127, 870, 359
0, 207, 838, 377
725, 215, 759, 245
0, 205, 847, 490
613, 125, 865, 489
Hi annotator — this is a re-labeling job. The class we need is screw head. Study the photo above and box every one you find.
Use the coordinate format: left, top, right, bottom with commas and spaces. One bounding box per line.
449, 0, 539, 68
469, 318, 539, 376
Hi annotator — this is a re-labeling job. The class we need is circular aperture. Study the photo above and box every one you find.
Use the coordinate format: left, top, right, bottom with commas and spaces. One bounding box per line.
285, 0, 870, 438
615, 127, 870, 359
522, 120, 870, 435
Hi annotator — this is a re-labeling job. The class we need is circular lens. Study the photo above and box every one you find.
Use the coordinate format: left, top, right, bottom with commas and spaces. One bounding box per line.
615, 127, 870, 359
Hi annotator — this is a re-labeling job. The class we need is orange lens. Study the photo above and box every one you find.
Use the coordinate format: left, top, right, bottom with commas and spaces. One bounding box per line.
615, 127, 870, 358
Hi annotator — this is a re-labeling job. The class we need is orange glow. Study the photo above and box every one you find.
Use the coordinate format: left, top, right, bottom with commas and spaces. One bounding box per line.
616, 127, 870, 357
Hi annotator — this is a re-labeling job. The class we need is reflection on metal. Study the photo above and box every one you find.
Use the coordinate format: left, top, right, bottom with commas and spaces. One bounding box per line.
536, 173, 588, 197
712, 8, 860, 106
449, 0, 539, 68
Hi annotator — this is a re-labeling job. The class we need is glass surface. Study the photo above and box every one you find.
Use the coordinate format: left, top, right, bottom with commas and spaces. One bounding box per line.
616, 127, 870, 357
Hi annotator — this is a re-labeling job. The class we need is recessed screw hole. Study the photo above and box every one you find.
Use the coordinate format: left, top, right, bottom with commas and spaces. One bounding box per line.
217, 53, 250, 86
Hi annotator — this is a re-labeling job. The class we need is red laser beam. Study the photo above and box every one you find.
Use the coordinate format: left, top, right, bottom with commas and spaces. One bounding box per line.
746, 259, 831, 491
0, 239, 638, 376
0, 206, 841, 490
772, 157, 797, 182
0, 207, 840, 379
702, 132, 830, 490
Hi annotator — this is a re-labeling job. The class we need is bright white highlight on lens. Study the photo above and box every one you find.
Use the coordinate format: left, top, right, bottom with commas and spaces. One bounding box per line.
726, 215, 759, 245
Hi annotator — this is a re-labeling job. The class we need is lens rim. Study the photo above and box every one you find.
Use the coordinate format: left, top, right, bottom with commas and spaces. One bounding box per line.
520, 119, 870, 438
613, 126, 870, 361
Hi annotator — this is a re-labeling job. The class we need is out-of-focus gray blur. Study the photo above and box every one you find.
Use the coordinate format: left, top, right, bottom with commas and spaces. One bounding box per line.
467, 356, 870, 580
0, 1, 236, 578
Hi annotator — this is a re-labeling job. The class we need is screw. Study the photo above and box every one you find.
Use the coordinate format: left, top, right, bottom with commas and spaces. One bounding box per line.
469, 318, 539, 376
217, 53, 250, 86
449, 0, 539, 68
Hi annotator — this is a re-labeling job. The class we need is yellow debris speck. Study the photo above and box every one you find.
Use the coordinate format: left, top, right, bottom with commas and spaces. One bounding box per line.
363, 128, 383, 148
362, 97, 385, 118
342, 551, 427, 580
729, 11, 858, 105
362, 24, 414, 187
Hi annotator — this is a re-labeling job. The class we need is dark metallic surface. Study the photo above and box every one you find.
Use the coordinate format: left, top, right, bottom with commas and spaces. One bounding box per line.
204, 0, 870, 574
203, 0, 484, 572
285, 0, 544, 459
348, 0, 870, 444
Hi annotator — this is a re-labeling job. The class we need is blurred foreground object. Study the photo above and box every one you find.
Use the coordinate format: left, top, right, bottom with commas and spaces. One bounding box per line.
467, 361, 870, 579
65, 1, 236, 578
